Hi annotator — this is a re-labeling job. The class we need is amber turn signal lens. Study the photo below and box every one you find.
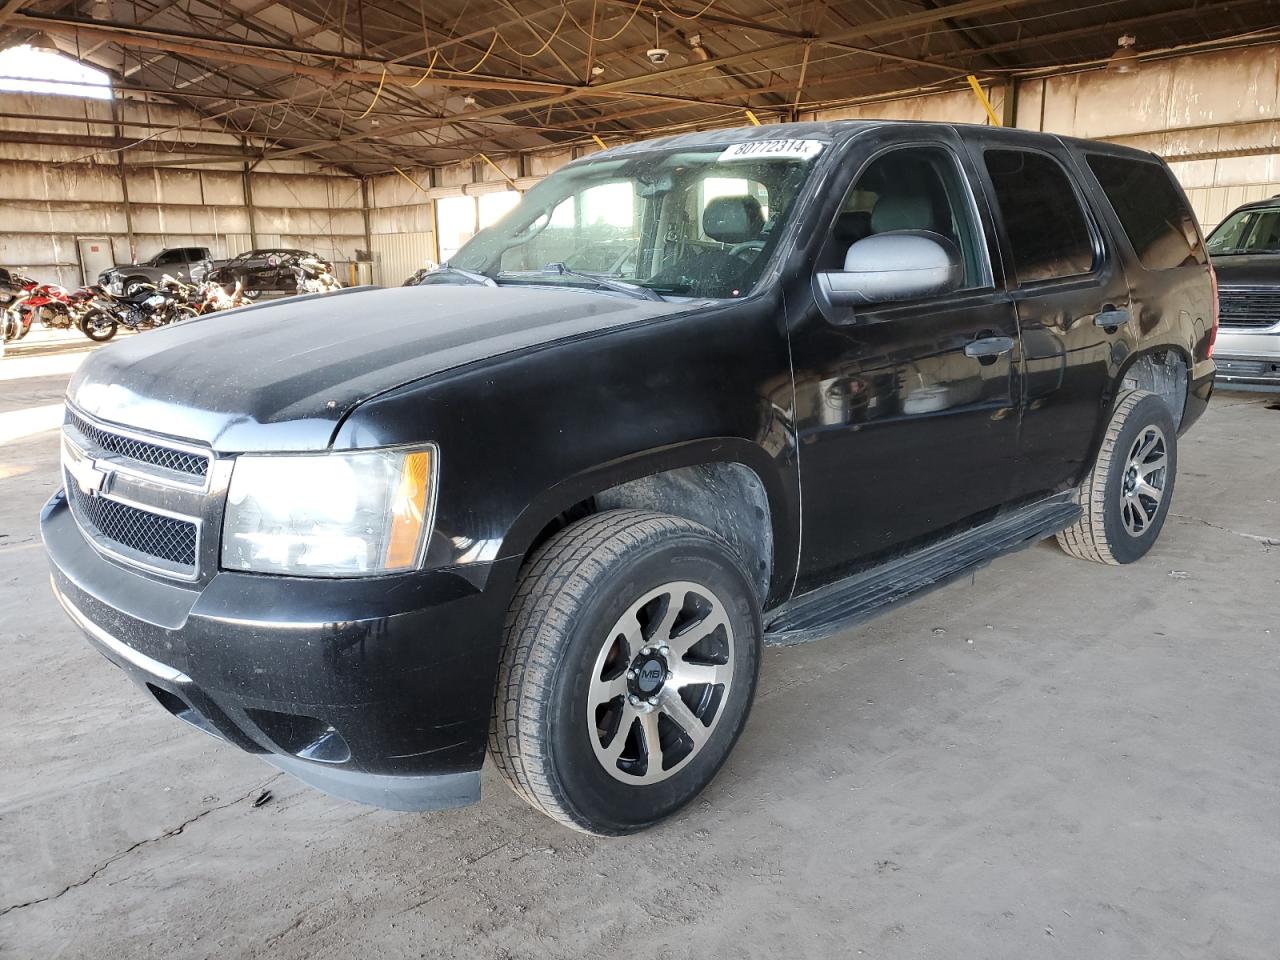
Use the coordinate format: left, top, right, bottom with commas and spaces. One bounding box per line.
383, 450, 431, 568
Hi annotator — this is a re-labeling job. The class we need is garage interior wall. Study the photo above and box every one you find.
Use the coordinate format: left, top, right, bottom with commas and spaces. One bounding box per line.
2, 42, 1278, 286
0, 94, 366, 286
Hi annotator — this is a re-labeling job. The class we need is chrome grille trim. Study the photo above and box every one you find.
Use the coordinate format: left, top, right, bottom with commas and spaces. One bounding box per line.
61, 410, 216, 582
1217, 286, 1280, 331
64, 406, 211, 488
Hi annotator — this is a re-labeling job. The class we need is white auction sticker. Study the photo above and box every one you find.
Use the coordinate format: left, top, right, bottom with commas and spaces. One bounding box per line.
718, 139, 825, 162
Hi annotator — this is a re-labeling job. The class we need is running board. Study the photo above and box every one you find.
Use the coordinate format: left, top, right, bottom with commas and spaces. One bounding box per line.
764, 497, 1081, 647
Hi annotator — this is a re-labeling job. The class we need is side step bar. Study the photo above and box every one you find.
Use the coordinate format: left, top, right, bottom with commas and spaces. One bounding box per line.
764, 496, 1081, 647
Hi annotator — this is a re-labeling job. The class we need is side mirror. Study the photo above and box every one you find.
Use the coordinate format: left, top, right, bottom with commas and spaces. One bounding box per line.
816, 230, 962, 308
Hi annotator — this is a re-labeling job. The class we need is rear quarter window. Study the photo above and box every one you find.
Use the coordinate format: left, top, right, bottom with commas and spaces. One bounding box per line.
1086, 154, 1206, 270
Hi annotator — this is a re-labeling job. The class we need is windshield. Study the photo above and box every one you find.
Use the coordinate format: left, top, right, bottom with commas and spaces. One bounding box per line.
1206, 207, 1280, 255
442, 139, 826, 299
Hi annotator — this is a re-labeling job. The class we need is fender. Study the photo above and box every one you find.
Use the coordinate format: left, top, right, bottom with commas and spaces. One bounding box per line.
497, 436, 800, 606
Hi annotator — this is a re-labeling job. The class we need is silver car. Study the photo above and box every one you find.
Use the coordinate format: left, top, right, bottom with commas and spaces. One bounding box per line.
1206, 198, 1280, 390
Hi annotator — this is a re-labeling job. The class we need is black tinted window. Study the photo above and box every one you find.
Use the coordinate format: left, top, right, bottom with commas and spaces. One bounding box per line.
1087, 154, 1205, 270
984, 149, 1094, 283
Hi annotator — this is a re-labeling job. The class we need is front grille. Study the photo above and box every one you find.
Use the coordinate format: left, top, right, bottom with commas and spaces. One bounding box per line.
67, 474, 198, 568
65, 409, 209, 478
1218, 287, 1280, 329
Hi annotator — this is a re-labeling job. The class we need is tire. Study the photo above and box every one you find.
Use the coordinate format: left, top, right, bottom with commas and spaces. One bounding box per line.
1057, 390, 1178, 565
490, 509, 762, 835
81, 309, 118, 342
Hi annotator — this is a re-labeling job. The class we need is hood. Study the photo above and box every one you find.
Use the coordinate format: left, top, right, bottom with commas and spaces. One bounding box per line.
1210, 253, 1280, 287
68, 284, 681, 453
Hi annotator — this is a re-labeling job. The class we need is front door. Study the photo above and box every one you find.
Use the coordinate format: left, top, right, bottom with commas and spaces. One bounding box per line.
787, 137, 1023, 593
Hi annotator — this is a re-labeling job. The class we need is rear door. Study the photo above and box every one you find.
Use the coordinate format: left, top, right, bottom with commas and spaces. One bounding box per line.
964, 130, 1132, 498
788, 132, 1023, 591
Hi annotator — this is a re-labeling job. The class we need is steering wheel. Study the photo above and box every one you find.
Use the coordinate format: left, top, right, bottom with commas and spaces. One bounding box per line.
728, 239, 766, 261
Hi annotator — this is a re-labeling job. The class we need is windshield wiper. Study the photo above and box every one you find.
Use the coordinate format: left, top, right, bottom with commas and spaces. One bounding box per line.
539, 262, 665, 301
429, 263, 498, 286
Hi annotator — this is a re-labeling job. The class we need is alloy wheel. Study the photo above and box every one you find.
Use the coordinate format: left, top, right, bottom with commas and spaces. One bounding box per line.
1119, 424, 1168, 537
587, 580, 734, 785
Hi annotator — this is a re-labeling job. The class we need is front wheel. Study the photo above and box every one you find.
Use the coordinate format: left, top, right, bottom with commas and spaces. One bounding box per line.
1057, 390, 1178, 565
490, 510, 762, 835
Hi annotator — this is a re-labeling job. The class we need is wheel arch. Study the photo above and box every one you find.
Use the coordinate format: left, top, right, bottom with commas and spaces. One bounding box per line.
1113, 345, 1190, 429
497, 437, 795, 608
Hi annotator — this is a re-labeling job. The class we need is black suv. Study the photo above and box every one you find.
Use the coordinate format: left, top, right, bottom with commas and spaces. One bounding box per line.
44, 122, 1215, 835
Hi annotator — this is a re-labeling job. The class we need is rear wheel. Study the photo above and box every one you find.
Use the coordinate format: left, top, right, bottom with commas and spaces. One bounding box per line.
80, 309, 118, 342
490, 510, 761, 835
1057, 390, 1177, 565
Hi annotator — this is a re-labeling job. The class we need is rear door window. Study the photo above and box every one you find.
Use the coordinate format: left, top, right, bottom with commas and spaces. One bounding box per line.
1086, 154, 1206, 270
984, 149, 1096, 283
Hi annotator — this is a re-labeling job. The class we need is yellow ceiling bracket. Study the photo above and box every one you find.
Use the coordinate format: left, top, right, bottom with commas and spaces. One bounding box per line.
591, 134, 608, 150
392, 165, 431, 196
966, 74, 1002, 127
744, 109, 762, 126
476, 152, 521, 191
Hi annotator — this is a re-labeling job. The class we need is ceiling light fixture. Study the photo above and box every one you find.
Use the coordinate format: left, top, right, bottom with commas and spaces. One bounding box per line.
462, 94, 477, 107
1107, 35, 1139, 74
646, 14, 669, 66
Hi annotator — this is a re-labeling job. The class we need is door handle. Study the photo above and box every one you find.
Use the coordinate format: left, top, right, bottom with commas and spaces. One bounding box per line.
1094, 305, 1131, 328
964, 336, 1015, 359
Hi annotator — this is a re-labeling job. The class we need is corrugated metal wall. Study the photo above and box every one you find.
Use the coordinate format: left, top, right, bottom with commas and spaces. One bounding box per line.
371, 232, 434, 286
0, 94, 369, 285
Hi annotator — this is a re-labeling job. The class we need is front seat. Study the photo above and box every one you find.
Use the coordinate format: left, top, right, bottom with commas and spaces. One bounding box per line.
702, 195, 765, 247
652, 196, 765, 298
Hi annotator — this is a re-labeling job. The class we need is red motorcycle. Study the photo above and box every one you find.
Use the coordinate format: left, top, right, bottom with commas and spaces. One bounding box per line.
16, 282, 80, 332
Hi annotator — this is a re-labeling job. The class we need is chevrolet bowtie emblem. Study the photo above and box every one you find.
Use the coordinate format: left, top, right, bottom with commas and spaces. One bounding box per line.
65, 446, 111, 497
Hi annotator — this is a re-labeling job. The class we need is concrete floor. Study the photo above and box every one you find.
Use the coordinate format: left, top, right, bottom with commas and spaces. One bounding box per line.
2, 331, 1278, 959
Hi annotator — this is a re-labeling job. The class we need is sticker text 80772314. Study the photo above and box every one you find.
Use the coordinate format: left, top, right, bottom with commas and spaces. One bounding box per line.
717, 139, 825, 162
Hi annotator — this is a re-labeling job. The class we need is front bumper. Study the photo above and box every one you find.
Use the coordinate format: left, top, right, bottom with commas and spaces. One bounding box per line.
1215, 327, 1280, 389
42, 490, 518, 811
1214, 354, 1280, 389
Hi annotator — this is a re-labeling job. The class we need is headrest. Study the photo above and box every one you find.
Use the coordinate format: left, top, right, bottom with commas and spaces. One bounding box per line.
870, 193, 937, 234
704, 196, 764, 244
834, 210, 872, 245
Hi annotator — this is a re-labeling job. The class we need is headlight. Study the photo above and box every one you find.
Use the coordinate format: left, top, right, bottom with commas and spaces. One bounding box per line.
221, 446, 436, 576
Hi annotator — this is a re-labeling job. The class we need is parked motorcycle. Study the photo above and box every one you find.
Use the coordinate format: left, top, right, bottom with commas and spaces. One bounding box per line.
18, 282, 79, 331
195, 279, 252, 313
1, 268, 38, 343
161, 275, 251, 316
291, 256, 343, 294
79, 279, 197, 342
